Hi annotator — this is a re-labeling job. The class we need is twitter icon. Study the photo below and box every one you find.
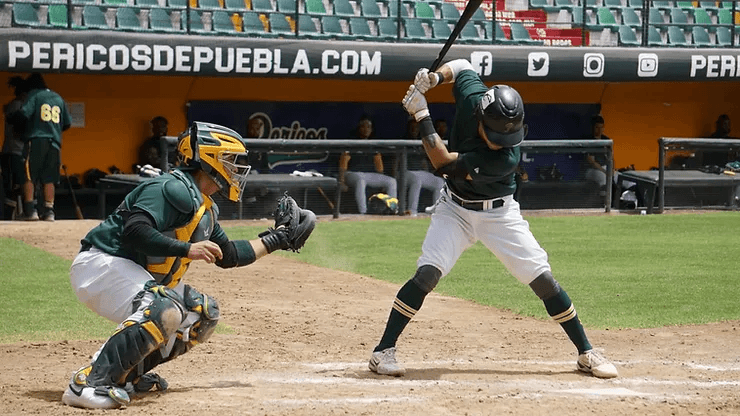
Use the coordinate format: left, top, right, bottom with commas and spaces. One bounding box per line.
527, 52, 549, 77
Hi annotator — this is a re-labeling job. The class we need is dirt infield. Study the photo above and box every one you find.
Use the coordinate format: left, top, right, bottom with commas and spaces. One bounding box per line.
2, 217, 740, 415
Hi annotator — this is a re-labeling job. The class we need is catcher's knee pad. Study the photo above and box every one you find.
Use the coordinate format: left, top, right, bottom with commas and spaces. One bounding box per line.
411, 265, 442, 294
528, 271, 561, 300
182, 285, 220, 345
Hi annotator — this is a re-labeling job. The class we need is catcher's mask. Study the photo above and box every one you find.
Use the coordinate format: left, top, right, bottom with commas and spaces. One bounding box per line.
177, 122, 251, 202
475, 85, 528, 148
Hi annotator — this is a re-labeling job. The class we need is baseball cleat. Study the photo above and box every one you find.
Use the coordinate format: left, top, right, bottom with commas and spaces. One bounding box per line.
132, 373, 168, 393
61, 365, 130, 409
41, 210, 55, 222
577, 349, 619, 379
23, 210, 39, 221
369, 347, 405, 376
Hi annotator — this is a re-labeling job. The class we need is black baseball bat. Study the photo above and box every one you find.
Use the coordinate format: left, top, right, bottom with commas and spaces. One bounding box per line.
430, 0, 484, 72
62, 164, 84, 220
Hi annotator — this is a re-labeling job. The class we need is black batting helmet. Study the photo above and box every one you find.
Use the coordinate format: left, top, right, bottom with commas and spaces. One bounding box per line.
475, 85, 527, 148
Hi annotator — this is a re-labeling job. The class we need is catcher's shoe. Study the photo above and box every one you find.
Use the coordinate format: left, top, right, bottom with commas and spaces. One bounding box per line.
41, 209, 55, 222
577, 349, 619, 379
23, 210, 39, 221
132, 373, 169, 393
369, 347, 405, 377
61, 365, 130, 409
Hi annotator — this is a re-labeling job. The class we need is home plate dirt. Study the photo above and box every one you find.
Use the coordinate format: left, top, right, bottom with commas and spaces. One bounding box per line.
2, 219, 739, 415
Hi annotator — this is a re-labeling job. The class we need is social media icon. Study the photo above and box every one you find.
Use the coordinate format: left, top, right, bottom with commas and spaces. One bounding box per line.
471, 51, 493, 76
528, 52, 549, 77
583, 53, 604, 77
638, 53, 659, 77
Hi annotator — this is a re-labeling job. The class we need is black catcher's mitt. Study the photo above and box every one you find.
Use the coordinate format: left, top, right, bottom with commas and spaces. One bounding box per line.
259, 192, 316, 253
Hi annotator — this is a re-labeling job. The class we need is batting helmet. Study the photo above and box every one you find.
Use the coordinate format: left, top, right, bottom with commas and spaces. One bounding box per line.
177, 122, 251, 202
475, 85, 527, 148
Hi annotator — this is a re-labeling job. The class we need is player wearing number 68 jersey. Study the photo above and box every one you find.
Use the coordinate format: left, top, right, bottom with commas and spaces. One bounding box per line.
368, 59, 618, 379
11, 73, 71, 221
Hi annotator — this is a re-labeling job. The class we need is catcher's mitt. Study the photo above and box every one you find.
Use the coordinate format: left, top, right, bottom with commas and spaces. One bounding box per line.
259, 192, 316, 253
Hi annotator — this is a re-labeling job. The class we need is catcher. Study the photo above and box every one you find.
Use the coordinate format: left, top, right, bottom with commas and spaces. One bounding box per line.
62, 122, 315, 409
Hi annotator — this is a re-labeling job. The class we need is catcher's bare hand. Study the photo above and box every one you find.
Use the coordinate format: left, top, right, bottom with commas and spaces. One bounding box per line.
414, 68, 440, 94
402, 85, 430, 121
188, 240, 223, 264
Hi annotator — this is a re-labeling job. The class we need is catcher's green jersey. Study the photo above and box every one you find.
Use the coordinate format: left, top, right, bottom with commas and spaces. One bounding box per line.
447, 70, 519, 200
83, 170, 228, 286
19, 88, 72, 149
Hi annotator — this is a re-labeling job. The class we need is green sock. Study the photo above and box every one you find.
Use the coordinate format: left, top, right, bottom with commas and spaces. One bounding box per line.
375, 280, 426, 352
543, 289, 592, 354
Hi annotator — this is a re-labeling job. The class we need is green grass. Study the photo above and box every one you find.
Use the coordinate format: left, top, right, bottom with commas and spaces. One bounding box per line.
226, 212, 740, 329
1, 212, 738, 343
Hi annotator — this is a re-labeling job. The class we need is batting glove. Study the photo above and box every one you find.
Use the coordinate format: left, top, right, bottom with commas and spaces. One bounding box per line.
414, 68, 441, 94
402, 85, 430, 122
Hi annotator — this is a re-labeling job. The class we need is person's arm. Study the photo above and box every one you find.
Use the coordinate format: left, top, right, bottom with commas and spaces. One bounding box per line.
586, 154, 605, 172
373, 153, 384, 173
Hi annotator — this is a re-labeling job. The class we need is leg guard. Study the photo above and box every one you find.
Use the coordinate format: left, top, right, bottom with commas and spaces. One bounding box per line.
528, 270, 561, 300
411, 265, 442, 294
86, 289, 184, 388
158, 285, 220, 363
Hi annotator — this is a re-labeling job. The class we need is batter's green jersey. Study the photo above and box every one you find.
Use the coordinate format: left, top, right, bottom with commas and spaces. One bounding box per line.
447, 70, 520, 200
19, 88, 71, 149
83, 170, 228, 269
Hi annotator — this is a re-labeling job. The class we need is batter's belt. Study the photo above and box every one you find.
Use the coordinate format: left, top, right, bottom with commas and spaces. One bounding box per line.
447, 188, 506, 211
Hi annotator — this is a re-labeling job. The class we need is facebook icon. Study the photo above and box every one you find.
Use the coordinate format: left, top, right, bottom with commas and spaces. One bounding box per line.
471, 52, 493, 76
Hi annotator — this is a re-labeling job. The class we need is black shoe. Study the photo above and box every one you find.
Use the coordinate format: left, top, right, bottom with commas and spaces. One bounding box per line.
41, 209, 55, 222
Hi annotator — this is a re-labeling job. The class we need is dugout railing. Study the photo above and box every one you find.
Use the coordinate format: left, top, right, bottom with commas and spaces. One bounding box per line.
618, 137, 740, 214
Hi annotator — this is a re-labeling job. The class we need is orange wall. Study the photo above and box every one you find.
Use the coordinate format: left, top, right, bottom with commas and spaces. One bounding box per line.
1, 72, 738, 176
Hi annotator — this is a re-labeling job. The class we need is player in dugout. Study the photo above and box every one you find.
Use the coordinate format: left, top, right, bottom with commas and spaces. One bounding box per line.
62, 122, 315, 409
367, 59, 618, 380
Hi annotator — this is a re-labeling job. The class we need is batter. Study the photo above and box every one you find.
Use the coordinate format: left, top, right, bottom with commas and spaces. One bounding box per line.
368, 59, 618, 379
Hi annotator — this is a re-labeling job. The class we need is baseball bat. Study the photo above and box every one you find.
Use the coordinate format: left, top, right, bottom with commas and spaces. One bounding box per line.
62, 164, 84, 220
429, 0, 484, 72
316, 186, 335, 210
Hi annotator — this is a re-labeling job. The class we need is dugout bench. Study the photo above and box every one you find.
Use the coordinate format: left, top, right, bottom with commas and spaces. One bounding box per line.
618, 138, 740, 214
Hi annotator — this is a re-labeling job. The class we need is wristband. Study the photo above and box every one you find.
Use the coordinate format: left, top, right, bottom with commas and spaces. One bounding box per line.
418, 116, 437, 147
413, 108, 430, 122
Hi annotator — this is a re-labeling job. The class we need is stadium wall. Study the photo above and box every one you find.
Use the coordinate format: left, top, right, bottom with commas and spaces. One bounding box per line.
0, 71, 737, 176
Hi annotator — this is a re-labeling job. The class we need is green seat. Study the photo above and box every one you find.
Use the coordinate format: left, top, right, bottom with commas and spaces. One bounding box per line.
510, 21, 542, 44
716, 26, 733, 46
691, 26, 713, 46
305, 0, 327, 14
224, 0, 247, 10
268, 12, 293, 34
647, 25, 664, 45
297, 15, 327, 37
388, 1, 409, 17
667, 25, 687, 46
652, 1, 672, 10
472, 7, 485, 22
212, 10, 238, 33
618, 24, 640, 46
670, 8, 688, 25
277, 0, 297, 13
693, 8, 712, 26
413, 2, 434, 20
484, 21, 512, 42
334, 0, 356, 16
440, 3, 459, 21
621, 7, 641, 26
718, 8, 732, 25
349, 16, 373, 39
675, 1, 694, 8
136, 0, 160, 6
104, 0, 128, 5
603, 0, 622, 7
116, 7, 144, 30
403, 18, 428, 41
150, 8, 178, 31
321, 15, 352, 38
12, 3, 41, 27
699, 1, 719, 11
377, 17, 398, 39
431, 19, 450, 41
571, 6, 584, 25
167, 0, 188, 8
360, 0, 381, 17
182, 9, 208, 33
199, 0, 222, 9
459, 21, 481, 43
595, 7, 618, 29
648, 8, 664, 25
83, 5, 110, 29
250, 0, 273, 11
48, 4, 69, 28
242, 11, 277, 36
627, 0, 642, 7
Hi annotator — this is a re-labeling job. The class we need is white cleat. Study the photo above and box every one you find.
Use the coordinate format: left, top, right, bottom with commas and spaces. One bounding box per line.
61, 366, 130, 409
369, 347, 406, 377
577, 349, 619, 379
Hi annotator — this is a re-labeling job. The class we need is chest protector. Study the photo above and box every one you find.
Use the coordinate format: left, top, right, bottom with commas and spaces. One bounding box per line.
146, 171, 216, 288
